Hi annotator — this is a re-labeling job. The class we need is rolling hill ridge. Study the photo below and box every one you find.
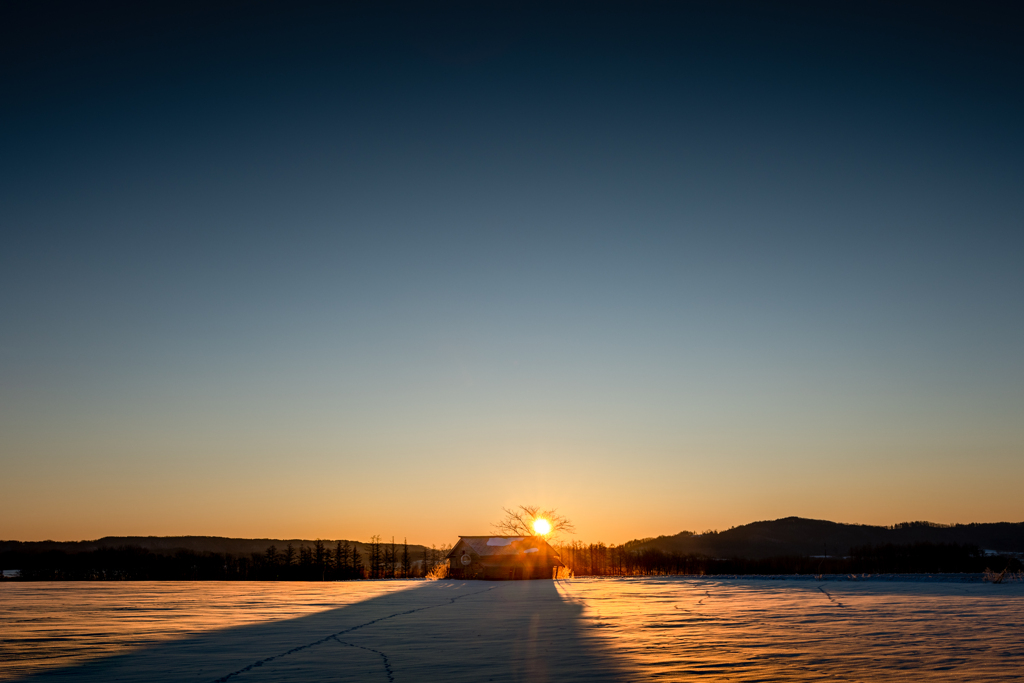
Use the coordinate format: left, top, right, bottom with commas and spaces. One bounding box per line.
626, 517, 1024, 559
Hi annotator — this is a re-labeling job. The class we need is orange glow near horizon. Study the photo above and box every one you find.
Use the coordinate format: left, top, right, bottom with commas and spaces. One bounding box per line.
533, 518, 552, 535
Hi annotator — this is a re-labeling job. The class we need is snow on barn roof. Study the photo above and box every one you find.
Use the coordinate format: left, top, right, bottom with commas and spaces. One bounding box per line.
446, 536, 563, 563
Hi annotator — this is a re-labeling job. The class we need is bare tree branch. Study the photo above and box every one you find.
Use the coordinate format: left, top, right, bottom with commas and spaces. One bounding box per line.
491, 505, 575, 538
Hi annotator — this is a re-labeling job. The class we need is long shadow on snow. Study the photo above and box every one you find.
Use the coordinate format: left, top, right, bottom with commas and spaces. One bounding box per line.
15, 580, 629, 683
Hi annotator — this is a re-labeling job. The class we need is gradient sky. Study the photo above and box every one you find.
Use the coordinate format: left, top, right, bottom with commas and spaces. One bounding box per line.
2, 1, 1023, 545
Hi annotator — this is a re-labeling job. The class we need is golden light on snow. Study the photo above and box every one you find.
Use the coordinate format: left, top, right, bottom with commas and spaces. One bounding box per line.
533, 518, 552, 535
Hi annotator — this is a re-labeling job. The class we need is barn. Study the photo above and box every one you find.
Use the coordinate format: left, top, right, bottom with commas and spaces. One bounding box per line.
445, 536, 565, 580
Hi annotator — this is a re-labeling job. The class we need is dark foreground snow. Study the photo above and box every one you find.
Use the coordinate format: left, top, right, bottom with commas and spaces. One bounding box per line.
3, 577, 1023, 681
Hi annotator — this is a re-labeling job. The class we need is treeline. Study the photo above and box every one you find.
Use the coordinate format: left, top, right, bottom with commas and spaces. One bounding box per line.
362, 536, 452, 580
556, 541, 1023, 576
9, 538, 1019, 580
2, 538, 452, 581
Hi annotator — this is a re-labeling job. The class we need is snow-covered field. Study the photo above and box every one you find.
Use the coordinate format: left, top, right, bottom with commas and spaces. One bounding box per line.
2, 577, 1023, 681
563, 576, 1024, 680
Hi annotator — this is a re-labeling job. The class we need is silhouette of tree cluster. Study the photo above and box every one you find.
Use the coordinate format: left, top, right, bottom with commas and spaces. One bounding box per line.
0, 535, 452, 581
0, 534, 459, 581
555, 541, 1022, 577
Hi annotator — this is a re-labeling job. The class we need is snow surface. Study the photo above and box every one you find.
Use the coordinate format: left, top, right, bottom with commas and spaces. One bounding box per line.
560, 576, 1024, 681
2, 577, 1023, 681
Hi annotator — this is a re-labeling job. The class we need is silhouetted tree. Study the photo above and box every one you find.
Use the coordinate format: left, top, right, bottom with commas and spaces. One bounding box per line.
284, 543, 295, 575
339, 540, 351, 578
351, 542, 362, 578
493, 505, 575, 538
401, 538, 411, 578
314, 539, 327, 580
332, 541, 343, 579
299, 544, 312, 579
368, 536, 381, 579
261, 545, 279, 580
387, 537, 396, 579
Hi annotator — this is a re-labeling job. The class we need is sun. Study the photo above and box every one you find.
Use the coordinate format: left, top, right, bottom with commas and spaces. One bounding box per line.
532, 518, 552, 535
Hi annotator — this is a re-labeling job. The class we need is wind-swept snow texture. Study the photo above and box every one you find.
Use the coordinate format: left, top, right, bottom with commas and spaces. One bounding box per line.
559, 576, 1024, 680
3, 578, 1024, 681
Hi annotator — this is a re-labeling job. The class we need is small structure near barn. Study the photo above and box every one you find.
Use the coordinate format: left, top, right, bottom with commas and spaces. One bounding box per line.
445, 536, 564, 580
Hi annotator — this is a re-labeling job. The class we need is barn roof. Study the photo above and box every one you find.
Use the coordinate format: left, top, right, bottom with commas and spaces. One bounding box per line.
446, 536, 563, 564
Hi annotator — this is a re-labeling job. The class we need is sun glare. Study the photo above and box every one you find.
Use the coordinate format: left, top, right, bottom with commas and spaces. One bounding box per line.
533, 518, 552, 535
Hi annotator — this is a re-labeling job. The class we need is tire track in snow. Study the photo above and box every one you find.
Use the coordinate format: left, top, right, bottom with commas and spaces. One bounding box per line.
332, 637, 394, 682
818, 585, 845, 608
211, 585, 497, 682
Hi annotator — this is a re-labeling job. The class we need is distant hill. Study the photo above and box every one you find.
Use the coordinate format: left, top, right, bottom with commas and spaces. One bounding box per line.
626, 517, 1024, 559
0, 536, 430, 558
